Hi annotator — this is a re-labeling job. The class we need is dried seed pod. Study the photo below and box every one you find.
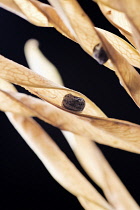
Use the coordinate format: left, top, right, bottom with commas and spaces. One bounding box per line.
93, 43, 108, 64
62, 94, 85, 112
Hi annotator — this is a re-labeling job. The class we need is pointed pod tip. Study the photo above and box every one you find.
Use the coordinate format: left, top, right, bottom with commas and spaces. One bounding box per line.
24, 39, 39, 48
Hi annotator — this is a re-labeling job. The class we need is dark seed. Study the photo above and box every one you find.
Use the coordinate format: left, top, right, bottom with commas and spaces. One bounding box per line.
93, 43, 108, 65
62, 94, 85, 112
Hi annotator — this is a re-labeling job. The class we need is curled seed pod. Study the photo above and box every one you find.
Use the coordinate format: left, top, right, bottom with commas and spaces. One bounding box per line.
93, 43, 108, 65
62, 94, 85, 112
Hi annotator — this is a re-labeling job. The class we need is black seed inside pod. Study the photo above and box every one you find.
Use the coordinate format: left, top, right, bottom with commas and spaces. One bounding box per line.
93, 43, 109, 65
62, 94, 85, 112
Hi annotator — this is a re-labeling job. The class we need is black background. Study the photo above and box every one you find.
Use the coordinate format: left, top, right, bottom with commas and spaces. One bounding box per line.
0, 0, 140, 209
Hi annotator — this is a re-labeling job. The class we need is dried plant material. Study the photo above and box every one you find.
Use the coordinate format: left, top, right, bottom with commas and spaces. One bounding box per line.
98, 3, 132, 34
0, 78, 38, 117
25, 31, 140, 77
47, 0, 101, 55
45, 0, 140, 107
24, 39, 63, 85
97, 3, 136, 47
0, 78, 33, 115
95, 0, 140, 51
25, 41, 139, 209
0, 78, 17, 92
0, 0, 55, 28
1, 55, 140, 153
1, 1, 140, 209
78, 196, 110, 210
1, 0, 75, 40
119, 29, 136, 48
0, 0, 75, 39
2, 1, 139, 71
93, 0, 122, 11
0, 79, 112, 209
113, 0, 140, 52
96, 29, 140, 108
13, 0, 48, 26
96, 28, 140, 69
0, 82, 140, 153
46, 0, 108, 74
0, 55, 63, 88
66, 134, 139, 210
83, 115, 140, 151
0, 92, 135, 151
48, 0, 130, 65
120, 0, 140, 52
1, 40, 139, 153
96, 28, 140, 68
45, 0, 140, 76
0, 90, 35, 116
0, 55, 105, 117
0, 0, 25, 18
6, 113, 113, 210
29, 0, 76, 40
